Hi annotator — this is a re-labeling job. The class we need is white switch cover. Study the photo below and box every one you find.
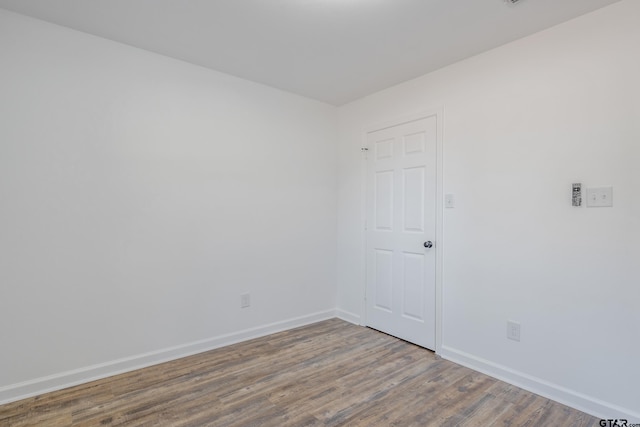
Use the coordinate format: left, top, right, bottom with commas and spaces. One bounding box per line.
586, 186, 613, 207
445, 193, 455, 208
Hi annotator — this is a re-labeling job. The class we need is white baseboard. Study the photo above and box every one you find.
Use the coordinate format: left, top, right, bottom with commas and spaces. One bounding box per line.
440, 345, 640, 423
0, 309, 335, 405
335, 308, 361, 325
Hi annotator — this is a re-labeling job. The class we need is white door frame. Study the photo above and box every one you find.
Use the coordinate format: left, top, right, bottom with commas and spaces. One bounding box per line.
360, 108, 444, 354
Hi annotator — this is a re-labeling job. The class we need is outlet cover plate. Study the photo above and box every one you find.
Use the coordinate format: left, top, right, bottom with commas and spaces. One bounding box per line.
240, 293, 251, 308
507, 320, 521, 342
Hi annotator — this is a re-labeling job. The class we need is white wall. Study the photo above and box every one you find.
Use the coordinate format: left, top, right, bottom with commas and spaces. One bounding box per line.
337, 0, 639, 420
0, 9, 337, 401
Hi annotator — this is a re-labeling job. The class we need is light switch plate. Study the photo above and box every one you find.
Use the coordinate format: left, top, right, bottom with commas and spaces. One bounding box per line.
445, 193, 455, 208
586, 186, 613, 207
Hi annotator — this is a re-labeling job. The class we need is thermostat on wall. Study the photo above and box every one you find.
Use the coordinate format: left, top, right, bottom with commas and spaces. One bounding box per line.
572, 183, 582, 207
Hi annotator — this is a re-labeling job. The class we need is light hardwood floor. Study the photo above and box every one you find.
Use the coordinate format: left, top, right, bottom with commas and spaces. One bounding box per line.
0, 319, 600, 426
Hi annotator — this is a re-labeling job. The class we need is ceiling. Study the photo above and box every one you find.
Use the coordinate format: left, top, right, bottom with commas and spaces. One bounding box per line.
0, 0, 622, 105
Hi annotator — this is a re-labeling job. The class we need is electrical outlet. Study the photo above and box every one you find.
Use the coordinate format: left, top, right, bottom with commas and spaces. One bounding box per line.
507, 321, 521, 342
240, 293, 250, 308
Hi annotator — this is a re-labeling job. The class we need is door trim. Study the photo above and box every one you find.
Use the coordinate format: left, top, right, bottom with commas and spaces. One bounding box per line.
360, 108, 444, 354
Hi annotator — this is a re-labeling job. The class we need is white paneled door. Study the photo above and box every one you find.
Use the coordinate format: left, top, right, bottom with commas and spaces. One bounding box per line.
365, 116, 437, 349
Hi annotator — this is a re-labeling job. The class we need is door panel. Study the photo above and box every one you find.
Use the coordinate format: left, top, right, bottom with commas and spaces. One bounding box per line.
402, 251, 425, 320
365, 115, 437, 349
374, 171, 394, 231
403, 167, 425, 233
373, 249, 393, 312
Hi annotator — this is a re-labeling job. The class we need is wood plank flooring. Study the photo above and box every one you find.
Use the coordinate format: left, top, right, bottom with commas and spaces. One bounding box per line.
0, 319, 600, 426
